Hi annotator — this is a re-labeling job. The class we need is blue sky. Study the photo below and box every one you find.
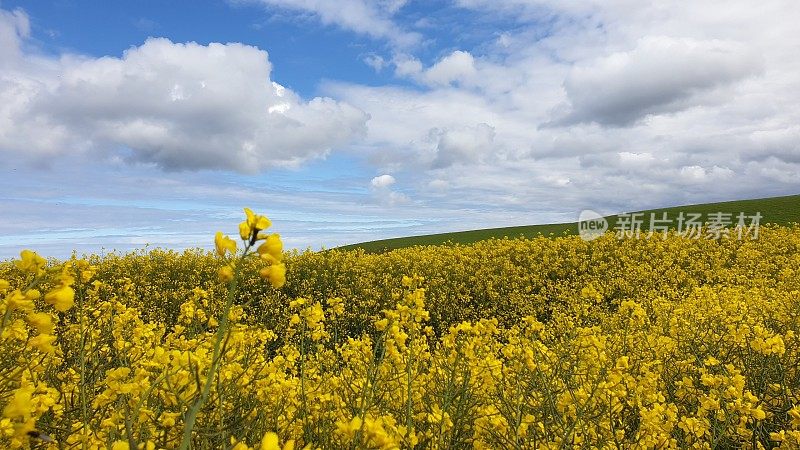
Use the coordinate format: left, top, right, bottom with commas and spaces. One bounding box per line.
1, 0, 799, 258
9, 0, 383, 93
7, 0, 502, 94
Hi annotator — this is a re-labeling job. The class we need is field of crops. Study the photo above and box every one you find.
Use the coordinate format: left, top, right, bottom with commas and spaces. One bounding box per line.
2, 209, 800, 449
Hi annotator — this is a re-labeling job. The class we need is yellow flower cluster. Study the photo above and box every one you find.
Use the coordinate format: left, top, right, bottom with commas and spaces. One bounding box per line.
215, 208, 285, 289
1, 214, 800, 449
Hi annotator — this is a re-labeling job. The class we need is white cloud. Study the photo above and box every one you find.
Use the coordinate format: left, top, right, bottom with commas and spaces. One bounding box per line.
391, 50, 478, 87
392, 53, 424, 78
323, 0, 800, 215
746, 126, 800, 164
678, 165, 735, 183
370, 174, 396, 188
239, 0, 420, 47
0, 23, 369, 173
422, 50, 477, 86
431, 123, 496, 168
324, 81, 518, 165
0, 7, 28, 65
369, 174, 410, 206
553, 36, 762, 126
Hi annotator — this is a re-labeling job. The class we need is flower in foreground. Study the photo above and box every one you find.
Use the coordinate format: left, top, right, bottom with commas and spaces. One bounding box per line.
215, 232, 238, 257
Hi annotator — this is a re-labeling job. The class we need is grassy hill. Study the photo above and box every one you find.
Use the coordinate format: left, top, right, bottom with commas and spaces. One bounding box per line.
338, 193, 800, 253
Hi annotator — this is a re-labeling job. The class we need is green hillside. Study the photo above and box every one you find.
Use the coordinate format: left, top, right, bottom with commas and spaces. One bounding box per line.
338, 193, 800, 253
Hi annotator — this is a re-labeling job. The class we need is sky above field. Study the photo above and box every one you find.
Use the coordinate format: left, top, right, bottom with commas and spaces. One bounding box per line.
1, 0, 799, 257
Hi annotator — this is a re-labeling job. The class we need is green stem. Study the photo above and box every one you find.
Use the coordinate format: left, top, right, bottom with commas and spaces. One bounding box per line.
75, 263, 89, 450
299, 322, 310, 442
177, 249, 247, 450
405, 324, 415, 440
350, 328, 388, 450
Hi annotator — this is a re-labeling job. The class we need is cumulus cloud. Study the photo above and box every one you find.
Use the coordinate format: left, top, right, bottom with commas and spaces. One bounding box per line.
552, 37, 762, 126
369, 173, 409, 205
324, 0, 800, 215
422, 51, 477, 86
431, 123, 496, 168
370, 174, 396, 188
239, 0, 420, 47
0, 18, 369, 173
323, 81, 518, 168
391, 50, 478, 87
391, 53, 424, 78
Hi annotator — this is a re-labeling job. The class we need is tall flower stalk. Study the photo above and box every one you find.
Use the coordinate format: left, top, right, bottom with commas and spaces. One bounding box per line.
178, 208, 285, 450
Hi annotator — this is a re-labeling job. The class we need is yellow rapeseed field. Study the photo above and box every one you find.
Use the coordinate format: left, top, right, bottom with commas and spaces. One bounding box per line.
1, 209, 799, 449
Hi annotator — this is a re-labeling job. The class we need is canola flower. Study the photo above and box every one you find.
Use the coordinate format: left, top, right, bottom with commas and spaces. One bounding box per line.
0, 214, 799, 449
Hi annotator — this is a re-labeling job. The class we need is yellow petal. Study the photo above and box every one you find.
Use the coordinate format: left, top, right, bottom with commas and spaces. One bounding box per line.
255, 215, 272, 231
239, 221, 251, 241
214, 232, 237, 257
257, 234, 283, 260
260, 432, 279, 450
111, 441, 130, 450
214, 231, 227, 257
244, 208, 257, 227
26, 312, 54, 335
44, 286, 75, 312
218, 265, 234, 282
259, 263, 286, 288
